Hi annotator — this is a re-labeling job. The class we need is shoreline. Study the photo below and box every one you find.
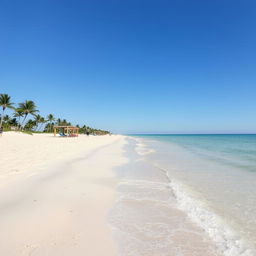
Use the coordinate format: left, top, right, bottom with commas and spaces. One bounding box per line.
0, 132, 127, 255
2, 132, 254, 255
126, 135, 255, 256
109, 137, 222, 256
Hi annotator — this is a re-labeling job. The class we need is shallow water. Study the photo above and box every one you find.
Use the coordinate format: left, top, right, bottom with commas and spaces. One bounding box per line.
109, 135, 256, 256
141, 135, 256, 254
109, 138, 220, 256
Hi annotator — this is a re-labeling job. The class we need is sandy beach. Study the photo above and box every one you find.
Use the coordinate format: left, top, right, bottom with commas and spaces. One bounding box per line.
0, 132, 127, 256
2, 132, 254, 256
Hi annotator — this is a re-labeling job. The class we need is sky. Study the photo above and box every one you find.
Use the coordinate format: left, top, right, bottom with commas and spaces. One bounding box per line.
0, 0, 256, 134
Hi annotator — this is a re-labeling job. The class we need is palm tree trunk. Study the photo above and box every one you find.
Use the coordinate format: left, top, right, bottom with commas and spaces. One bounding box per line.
21, 114, 28, 129
0, 109, 5, 129
18, 116, 21, 129
47, 122, 51, 133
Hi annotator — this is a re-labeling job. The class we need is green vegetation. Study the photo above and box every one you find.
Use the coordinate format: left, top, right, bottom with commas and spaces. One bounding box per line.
0, 93, 110, 135
0, 94, 14, 129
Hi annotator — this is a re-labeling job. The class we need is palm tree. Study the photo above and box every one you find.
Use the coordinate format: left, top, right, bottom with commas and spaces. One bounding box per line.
0, 94, 14, 129
62, 119, 67, 125
24, 119, 37, 131
9, 118, 18, 127
56, 118, 61, 126
34, 114, 42, 131
18, 100, 38, 129
3, 115, 10, 128
38, 117, 46, 132
3, 114, 10, 122
46, 114, 55, 132
13, 108, 24, 129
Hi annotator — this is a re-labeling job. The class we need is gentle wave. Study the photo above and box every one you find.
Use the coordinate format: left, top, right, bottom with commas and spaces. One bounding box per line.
133, 136, 256, 255
169, 178, 254, 256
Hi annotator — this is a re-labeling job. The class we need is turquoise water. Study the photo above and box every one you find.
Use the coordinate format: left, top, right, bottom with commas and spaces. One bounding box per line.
133, 134, 256, 172
129, 134, 256, 255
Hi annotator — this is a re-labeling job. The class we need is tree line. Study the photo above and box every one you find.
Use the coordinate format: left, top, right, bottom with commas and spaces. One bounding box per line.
0, 94, 110, 135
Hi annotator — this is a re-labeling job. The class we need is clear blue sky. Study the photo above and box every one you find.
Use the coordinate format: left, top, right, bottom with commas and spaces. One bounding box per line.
1, 0, 255, 133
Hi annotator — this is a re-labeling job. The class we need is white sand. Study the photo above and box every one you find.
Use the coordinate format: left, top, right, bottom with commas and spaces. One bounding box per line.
0, 132, 127, 255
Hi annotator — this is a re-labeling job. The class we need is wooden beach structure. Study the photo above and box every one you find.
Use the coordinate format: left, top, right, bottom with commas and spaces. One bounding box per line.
53, 126, 79, 137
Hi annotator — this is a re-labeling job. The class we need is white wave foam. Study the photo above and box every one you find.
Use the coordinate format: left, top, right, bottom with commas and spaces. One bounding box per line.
131, 137, 255, 255
133, 138, 156, 156
169, 179, 254, 256
109, 178, 222, 256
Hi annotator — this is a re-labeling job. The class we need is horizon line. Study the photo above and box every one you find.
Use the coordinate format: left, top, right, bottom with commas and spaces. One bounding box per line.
126, 133, 256, 135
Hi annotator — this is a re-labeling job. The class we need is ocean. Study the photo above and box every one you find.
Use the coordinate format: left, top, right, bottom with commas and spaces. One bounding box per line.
109, 134, 256, 256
